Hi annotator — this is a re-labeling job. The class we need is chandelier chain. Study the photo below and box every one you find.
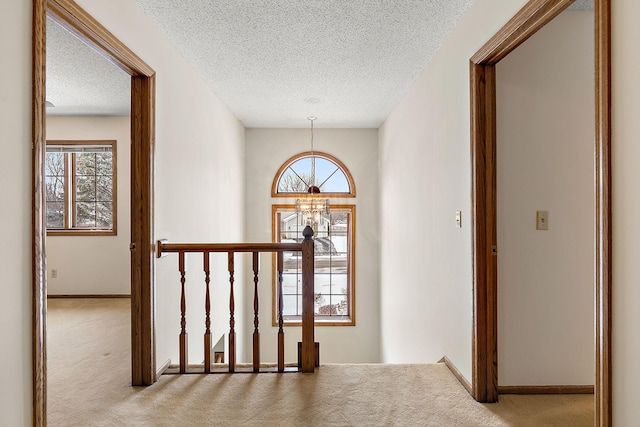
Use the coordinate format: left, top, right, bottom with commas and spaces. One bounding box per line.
296, 116, 329, 231
308, 116, 316, 186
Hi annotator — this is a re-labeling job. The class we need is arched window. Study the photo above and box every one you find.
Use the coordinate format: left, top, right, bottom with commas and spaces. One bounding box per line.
272, 152, 356, 326
272, 151, 356, 197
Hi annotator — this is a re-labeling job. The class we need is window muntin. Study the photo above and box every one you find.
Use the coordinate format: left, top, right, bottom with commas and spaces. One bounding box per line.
272, 151, 356, 198
45, 151, 66, 229
273, 205, 355, 325
45, 140, 116, 235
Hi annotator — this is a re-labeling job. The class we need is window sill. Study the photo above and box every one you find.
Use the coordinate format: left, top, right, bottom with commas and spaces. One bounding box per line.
274, 318, 355, 327
47, 229, 116, 237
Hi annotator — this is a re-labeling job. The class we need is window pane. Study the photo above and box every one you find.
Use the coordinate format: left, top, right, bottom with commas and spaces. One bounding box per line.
95, 152, 112, 175
289, 158, 312, 186
96, 174, 113, 202
45, 176, 65, 201
75, 152, 96, 175
76, 176, 96, 201
75, 202, 96, 227
317, 295, 348, 315
282, 251, 300, 273
45, 152, 65, 176
96, 202, 112, 228
46, 202, 64, 228
314, 293, 327, 315
281, 273, 299, 295
330, 274, 348, 294
282, 295, 300, 316
330, 294, 348, 315
313, 158, 337, 189
278, 168, 308, 192
314, 237, 335, 257
321, 171, 350, 193
332, 253, 348, 271
315, 273, 332, 294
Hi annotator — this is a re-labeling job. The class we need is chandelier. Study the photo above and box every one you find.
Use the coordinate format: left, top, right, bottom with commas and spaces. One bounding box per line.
295, 116, 329, 231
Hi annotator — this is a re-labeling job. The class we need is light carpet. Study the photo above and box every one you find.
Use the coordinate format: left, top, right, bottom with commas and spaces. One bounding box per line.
47, 298, 593, 426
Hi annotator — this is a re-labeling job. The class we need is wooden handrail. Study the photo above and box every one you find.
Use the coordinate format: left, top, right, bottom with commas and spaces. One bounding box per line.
156, 227, 316, 374
157, 242, 303, 255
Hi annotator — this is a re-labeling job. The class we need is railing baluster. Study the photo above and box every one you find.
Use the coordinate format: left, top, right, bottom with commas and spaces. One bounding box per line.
203, 252, 211, 374
277, 250, 285, 372
228, 251, 236, 373
252, 251, 260, 373
179, 251, 188, 374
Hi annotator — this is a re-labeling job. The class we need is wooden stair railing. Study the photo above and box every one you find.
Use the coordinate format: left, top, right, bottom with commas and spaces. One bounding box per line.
156, 225, 317, 374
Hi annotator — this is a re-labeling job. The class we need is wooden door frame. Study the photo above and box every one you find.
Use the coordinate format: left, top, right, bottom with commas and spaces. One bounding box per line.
470, 0, 611, 425
32, 0, 156, 424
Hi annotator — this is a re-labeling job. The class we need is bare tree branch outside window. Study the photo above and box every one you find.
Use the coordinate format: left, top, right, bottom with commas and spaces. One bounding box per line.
278, 169, 314, 192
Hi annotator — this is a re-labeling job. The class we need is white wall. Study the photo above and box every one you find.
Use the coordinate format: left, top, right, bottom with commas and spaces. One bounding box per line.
74, 0, 246, 369
0, 0, 32, 424
245, 128, 380, 363
379, 0, 532, 379
496, 11, 594, 386
612, 1, 640, 424
46, 116, 131, 295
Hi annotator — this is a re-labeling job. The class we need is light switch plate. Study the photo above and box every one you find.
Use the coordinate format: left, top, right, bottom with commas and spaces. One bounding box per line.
456, 211, 462, 228
536, 210, 549, 230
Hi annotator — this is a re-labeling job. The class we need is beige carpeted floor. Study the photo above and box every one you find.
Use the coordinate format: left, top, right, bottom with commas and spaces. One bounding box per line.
47, 299, 594, 426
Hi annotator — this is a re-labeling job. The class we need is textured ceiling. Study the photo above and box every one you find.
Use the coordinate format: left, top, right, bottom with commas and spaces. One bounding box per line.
569, 0, 595, 11
46, 17, 130, 117
134, 0, 477, 128
46, 0, 594, 127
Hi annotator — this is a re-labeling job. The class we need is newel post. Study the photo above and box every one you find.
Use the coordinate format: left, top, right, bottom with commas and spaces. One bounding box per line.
301, 225, 316, 372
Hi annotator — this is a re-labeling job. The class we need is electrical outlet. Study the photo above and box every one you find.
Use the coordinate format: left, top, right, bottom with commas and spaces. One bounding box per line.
51, 269, 58, 279
536, 211, 549, 230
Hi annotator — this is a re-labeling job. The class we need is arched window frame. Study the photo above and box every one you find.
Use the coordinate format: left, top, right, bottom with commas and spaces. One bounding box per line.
271, 151, 356, 198
271, 151, 356, 326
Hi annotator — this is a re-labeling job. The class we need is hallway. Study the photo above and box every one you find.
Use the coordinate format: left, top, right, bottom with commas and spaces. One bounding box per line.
47, 298, 593, 426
